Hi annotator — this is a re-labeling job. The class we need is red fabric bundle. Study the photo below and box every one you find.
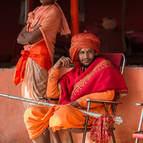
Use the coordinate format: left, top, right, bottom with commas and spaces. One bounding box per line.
90, 114, 115, 143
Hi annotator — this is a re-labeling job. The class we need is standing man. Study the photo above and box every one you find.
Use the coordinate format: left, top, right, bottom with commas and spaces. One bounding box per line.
14, 0, 70, 142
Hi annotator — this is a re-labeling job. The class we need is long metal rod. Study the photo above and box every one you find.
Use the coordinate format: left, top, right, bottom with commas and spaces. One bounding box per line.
0, 93, 55, 106
0, 94, 122, 124
82, 101, 91, 143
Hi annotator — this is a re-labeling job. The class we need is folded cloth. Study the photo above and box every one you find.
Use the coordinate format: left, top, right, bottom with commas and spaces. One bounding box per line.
90, 114, 115, 143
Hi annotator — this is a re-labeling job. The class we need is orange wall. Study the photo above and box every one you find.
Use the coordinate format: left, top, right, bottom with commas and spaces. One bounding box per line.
115, 67, 143, 143
0, 67, 143, 142
0, 68, 31, 143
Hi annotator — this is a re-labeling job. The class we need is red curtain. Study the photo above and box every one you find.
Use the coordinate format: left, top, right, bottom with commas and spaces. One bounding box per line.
70, 0, 79, 35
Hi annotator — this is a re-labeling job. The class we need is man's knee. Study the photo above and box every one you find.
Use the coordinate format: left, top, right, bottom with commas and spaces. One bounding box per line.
49, 105, 73, 127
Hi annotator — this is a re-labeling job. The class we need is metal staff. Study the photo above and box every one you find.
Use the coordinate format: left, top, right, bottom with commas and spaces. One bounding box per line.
0, 93, 122, 124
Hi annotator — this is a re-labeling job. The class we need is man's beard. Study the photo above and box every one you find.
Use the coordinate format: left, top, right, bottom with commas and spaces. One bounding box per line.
80, 56, 97, 68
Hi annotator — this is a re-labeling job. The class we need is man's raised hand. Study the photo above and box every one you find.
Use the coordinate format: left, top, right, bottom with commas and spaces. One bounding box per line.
53, 56, 72, 69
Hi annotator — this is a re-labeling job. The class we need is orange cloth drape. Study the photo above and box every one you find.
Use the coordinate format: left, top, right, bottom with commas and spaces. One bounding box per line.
14, 41, 52, 85
24, 90, 114, 139
70, 0, 79, 35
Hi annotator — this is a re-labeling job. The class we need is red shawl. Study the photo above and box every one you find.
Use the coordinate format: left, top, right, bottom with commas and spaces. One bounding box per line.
59, 57, 127, 104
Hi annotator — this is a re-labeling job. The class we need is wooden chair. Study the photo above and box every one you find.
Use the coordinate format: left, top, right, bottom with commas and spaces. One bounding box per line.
132, 103, 143, 143
82, 53, 126, 143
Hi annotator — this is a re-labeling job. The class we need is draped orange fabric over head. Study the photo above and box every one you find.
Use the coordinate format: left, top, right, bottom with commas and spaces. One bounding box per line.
69, 32, 100, 66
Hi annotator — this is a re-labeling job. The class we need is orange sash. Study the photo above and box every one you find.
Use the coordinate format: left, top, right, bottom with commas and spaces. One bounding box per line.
14, 41, 52, 85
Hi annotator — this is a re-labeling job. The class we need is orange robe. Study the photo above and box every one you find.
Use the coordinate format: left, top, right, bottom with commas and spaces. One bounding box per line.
24, 68, 115, 139
15, 3, 71, 100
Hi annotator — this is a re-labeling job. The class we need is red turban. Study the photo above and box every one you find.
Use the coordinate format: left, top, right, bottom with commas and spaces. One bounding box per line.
69, 32, 100, 66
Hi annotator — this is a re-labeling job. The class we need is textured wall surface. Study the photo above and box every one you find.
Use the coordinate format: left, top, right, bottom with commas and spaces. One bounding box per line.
0, 68, 31, 143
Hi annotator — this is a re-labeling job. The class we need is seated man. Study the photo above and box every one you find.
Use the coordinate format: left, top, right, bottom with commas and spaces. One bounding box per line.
24, 32, 127, 143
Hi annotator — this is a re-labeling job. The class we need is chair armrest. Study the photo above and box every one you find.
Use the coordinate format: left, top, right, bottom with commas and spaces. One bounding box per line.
136, 103, 143, 106
85, 99, 122, 104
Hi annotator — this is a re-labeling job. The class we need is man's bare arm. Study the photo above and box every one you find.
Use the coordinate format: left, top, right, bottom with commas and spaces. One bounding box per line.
17, 26, 28, 45
17, 25, 43, 45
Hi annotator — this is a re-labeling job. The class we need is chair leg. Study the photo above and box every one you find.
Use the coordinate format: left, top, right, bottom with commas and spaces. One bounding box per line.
68, 130, 74, 143
82, 115, 89, 143
82, 101, 91, 143
135, 138, 139, 143
111, 128, 116, 143
104, 103, 116, 143
135, 108, 143, 143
